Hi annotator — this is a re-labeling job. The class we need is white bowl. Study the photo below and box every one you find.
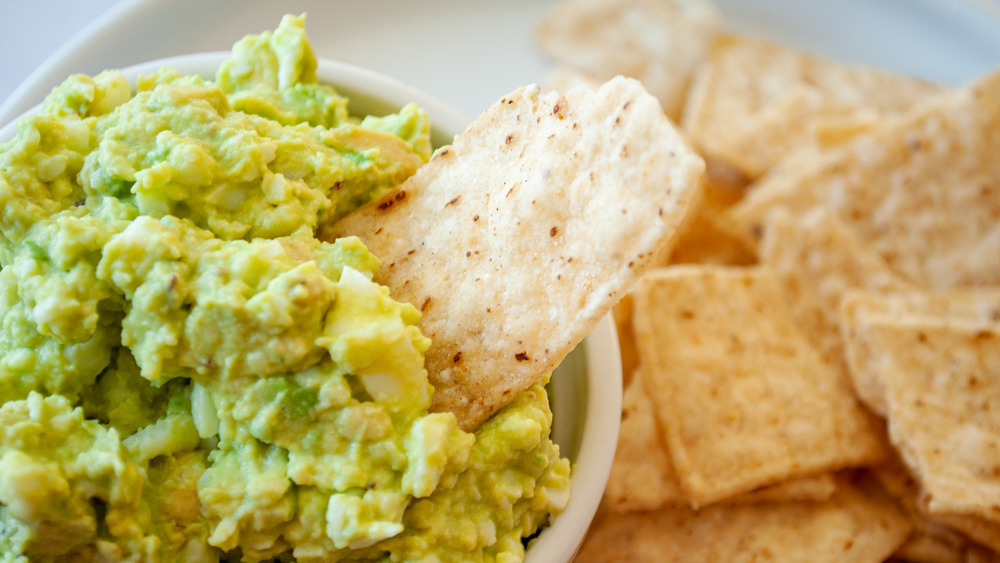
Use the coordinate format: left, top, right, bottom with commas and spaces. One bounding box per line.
0, 54, 622, 562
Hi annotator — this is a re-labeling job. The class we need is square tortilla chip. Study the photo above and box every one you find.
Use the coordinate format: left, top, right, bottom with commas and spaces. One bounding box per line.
727, 70, 1000, 290
604, 372, 837, 513
759, 208, 913, 379
841, 289, 1000, 416
535, 0, 721, 120
845, 316, 1000, 527
632, 265, 886, 506
681, 33, 938, 178
577, 476, 911, 562
325, 77, 704, 430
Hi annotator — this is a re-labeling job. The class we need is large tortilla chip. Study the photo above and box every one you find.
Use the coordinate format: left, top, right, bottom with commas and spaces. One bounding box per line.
632, 265, 886, 506
759, 208, 913, 376
682, 33, 938, 178
843, 312, 1000, 528
326, 77, 703, 430
535, 0, 721, 120
576, 477, 911, 562
727, 70, 1000, 290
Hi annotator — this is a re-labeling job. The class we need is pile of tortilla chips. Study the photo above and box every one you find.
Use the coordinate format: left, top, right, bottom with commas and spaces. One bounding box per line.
536, 0, 1000, 560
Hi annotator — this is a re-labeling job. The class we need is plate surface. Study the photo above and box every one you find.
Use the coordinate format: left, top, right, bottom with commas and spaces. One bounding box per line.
3, 0, 1000, 127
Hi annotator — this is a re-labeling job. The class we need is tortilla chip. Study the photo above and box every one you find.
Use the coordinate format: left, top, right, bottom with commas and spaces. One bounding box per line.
540, 65, 603, 93
841, 289, 1000, 415
658, 168, 755, 266
892, 533, 967, 563
702, 154, 753, 200
927, 513, 1000, 555
325, 77, 703, 430
612, 295, 639, 388
604, 372, 684, 512
811, 109, 882, 149
535, 0, 721, 120
632, 266, 886, 506
850, 318, 1000, 528
732, 473, 837, 505
681, 33, 938, 178
664, 206, 756, 267
872, 453, 998, 557
842, 288, 1000, 328
577, 477, 911, 562
727, 70, 1000, 290
965, 543, 1000, 563
605, 372, 837, 513
759, 208, 913, 382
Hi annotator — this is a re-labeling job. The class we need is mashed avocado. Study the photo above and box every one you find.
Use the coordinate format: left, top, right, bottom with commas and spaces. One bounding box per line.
0, 14, 570, 562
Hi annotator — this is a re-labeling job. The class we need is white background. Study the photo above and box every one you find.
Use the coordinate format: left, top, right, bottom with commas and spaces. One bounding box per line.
3, 0, 1000, 124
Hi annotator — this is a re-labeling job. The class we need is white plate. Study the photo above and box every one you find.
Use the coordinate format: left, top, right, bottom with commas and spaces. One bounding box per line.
3, 0, 1000, 127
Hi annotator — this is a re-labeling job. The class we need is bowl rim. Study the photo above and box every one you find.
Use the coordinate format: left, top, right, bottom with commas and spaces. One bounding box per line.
0, 52, 623, 563
0, 52, 472, 148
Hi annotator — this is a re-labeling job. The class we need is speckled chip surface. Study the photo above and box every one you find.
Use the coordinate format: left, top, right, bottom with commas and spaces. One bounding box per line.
325, 76, 704, 430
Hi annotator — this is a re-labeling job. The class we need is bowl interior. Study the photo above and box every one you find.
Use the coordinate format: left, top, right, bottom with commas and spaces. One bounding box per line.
0, 53, 622, 563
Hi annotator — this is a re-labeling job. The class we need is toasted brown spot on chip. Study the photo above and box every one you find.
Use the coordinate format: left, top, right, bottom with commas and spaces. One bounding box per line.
515, 352, 530, 362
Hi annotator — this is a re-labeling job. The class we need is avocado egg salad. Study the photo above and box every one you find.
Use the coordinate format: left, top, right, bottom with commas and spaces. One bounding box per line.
0, 14, 570, 562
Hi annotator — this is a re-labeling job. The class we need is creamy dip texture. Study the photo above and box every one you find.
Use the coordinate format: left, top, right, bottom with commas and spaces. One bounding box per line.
0, 14, 570, 562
